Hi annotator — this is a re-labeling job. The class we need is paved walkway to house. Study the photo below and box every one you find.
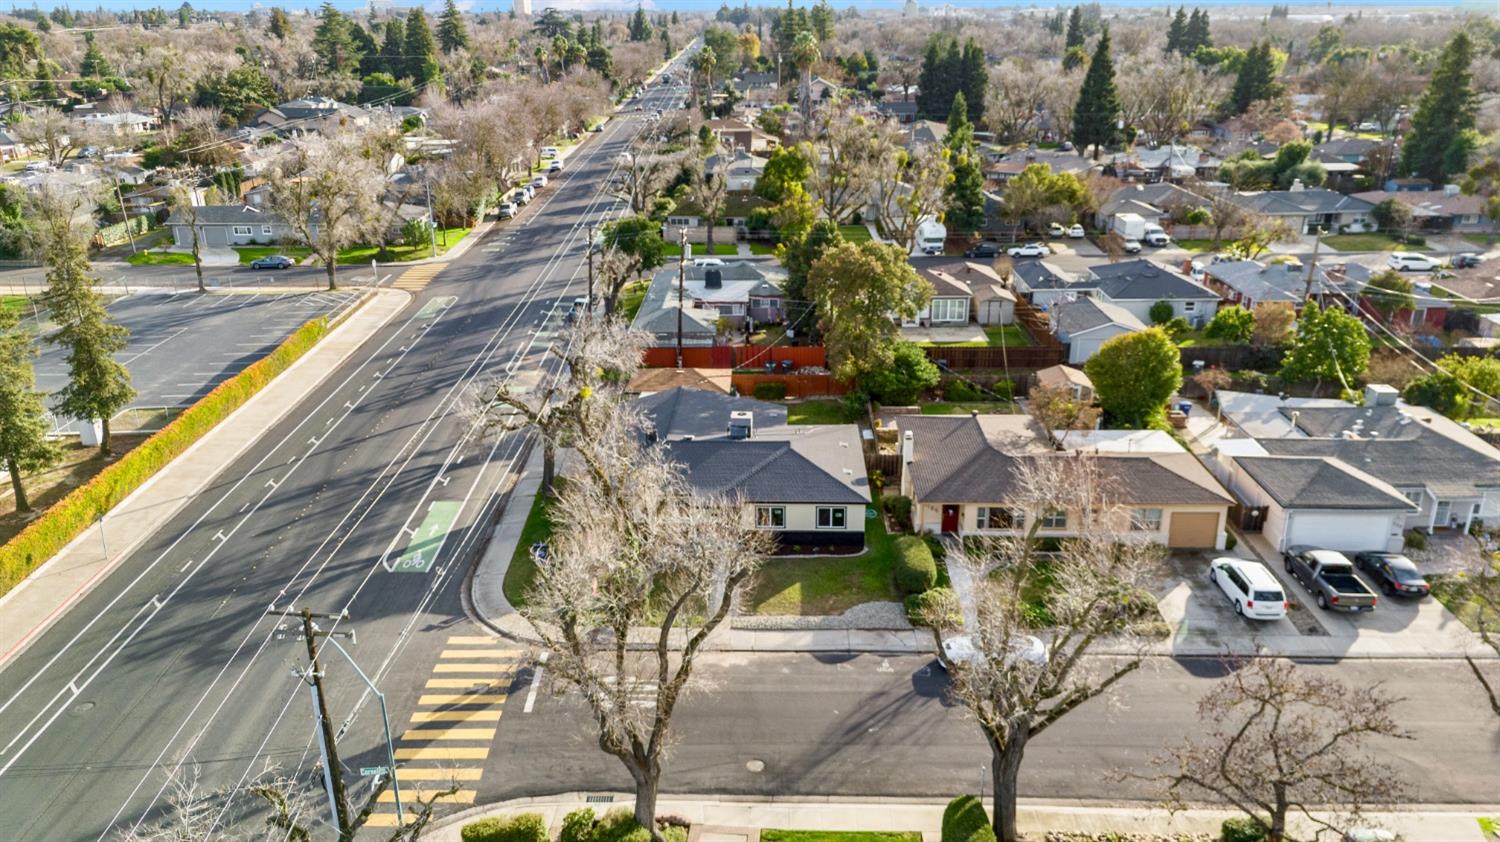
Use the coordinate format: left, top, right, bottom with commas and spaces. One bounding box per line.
420, 793, 1491, 842
0, 288, 411, 670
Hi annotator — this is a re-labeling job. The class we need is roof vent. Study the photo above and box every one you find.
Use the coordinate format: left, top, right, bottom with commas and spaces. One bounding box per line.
704, 268, 723, 289
727, 410, 754, 440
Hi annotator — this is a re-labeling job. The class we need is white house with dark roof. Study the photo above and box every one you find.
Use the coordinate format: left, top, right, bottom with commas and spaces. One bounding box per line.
165, 204, 299, 248
908, 259, 1016, 326
895, 413, 1231, 548
630, 261, 785, 346
1222, 186, 1375, 234
1052, 297, 1146, 364
1082, 259, 1222, 326
638, 388, 870, 548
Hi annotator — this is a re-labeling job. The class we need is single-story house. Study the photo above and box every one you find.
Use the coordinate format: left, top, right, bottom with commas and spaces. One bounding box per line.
78, 110, 159, 136
876, 100, 919, 124
1214, 387, 1500, 536
705, 118, 779, 154
1082, 259, 1222, 326
1352, 186, 1491, 234
1201, 259, 1324, 310
1052, 297, 1146, 365
1105, 145, 1220, 183
1032, 364, 1094, 402
1209, 440, 1416, 553
630, 261, 786, 344
640, 388, 871, 548
707, 149, 766, 193
1095, 183, 1206, 231
1010, 261, 1077, 309
1222, 187, 1375, 235
165, 205, 298, 249
909, 259, 1016, 326
1312, 137, 1380, 165
0, 129, 27, 161
895, 413, 1231, 549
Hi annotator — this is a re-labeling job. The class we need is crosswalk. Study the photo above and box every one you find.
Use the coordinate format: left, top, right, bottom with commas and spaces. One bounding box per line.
391, 263, 445, 292
363, 636, 525, 828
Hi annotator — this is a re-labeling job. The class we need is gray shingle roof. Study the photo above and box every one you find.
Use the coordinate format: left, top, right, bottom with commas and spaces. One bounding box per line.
1228, 188, 1375, 216
1233, 455, 1416, 510
1258, 424, 1500, 499
1087, 259, 1220, 301
1053, 297, 1145, 335
637, 387, 786, 440
164, 205, 287, 227
1012, 260, 1074, 290
663, 426, 870, 504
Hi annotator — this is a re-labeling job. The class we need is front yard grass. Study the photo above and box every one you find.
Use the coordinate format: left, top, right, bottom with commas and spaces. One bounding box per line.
125, 249, 195, 266
502, 482, 557, 609
335, 228, 471, 264
748, 241, 778, 255
1, 295, 31, 317
787, 398, 853, 425
662, 242, 737, 257
1172, 238, 1219, 252
1464, 234, 1496, 249
920, 401, 1019, 415
838, 224, 873, 243
235, 246, 312, 265
762, 833, 921, 842
748, 505, 899, 615
1, 437, 149, 545
1322, 232, 1432, 253
617, 279, 650, 321
1429, 568, 1499, 634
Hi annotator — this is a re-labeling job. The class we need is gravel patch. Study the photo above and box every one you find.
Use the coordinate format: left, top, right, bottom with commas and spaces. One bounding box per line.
732, 600, 913, 630
1409, 532, 1489, 577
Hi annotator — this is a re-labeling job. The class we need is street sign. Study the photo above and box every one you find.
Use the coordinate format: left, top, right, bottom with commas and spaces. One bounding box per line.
360, 766, 389, 777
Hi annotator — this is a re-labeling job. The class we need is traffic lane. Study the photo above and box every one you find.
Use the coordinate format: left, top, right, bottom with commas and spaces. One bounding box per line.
489, 653, 1500, 805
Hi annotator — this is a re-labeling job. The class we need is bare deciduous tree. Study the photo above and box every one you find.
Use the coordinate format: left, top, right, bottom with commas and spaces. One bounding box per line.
806, 100, 901, 224
269, 131, 389, 291
1026, 383, 1100, 447
1459, 556, 1500, 718
168, 179, 226, 294
611, 143, 686, 216
14, 108, 99, 168
985, 59, 1047, 144
1153, 657, 1410, 842
921, 454, 1162, 842
689, 162, 729, 256
873, 142, 951, 253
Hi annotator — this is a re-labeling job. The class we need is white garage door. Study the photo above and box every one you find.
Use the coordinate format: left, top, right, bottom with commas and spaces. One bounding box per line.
1285, 511, 1399, 553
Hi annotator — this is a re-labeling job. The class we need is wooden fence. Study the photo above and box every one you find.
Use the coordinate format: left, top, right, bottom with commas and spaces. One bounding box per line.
731, 373, 850, 398
867, 452, 903, 484
640, 345, 828, 370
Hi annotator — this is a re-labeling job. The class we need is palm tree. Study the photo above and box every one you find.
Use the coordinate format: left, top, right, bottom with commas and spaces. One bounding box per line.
792, 32, 820, 133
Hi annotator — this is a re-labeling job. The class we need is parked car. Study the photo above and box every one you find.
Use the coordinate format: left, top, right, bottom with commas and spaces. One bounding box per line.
547, 159, 563, 173
249, 254, 294, 270
692, 257, 725, 267
1121, 238, 1143, 254
1007, 243, 1049, 258
1353, 552, 1430, 598
1452, 253, 1485, 269
512, 189, 531, 206
964, 242, 1000, 259
530, 175, 548, 189
1208, 558, 1288, 620
498, 202, 518, 219
1284, 547, 1378, 612
540, 146, 559, 158
1048, 222, 1066, 238
1067, 224, 1085, 238
939, 633, 1047, 670
1388, 251, 1439, 272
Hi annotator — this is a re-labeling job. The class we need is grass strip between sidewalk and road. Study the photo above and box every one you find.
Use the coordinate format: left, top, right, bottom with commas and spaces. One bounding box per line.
762, 833, 921, 842
0, 313, 338, 597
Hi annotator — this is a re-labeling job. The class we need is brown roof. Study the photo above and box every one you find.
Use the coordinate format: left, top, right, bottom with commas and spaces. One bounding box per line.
626, 367, 733, 395
1034, 364, 1092, 391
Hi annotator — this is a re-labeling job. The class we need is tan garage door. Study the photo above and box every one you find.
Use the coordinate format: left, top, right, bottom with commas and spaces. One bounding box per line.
1167, 512, 1219, 548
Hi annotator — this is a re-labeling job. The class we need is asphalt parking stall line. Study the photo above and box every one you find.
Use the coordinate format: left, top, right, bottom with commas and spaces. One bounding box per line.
363, 637, 524, 828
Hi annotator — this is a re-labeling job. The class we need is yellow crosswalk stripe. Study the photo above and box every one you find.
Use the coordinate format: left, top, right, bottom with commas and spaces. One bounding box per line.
418, 692, 508, 705
392, 264, 445, 291
433, 663, 514, 673
439, 649, 524, 659
378, 789, 476, 804
395, 767, 484, 781
410, 709, 502, 723
364, 814, 401, 827
400, 727, 498, 741
445, 635, 498, 645
424, 678, 506, 689
394, 746, 490, 761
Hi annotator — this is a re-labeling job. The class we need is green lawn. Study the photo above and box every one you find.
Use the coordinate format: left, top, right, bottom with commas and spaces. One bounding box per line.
1429, 569, 1498, 635
787, 399, 853, 425
1322, 233, 1432, 253
762, 833, 921, 842
335, 228, 471, 264
1172, 239, 1219, 252
839, 224, 873, 243
662, 242, 738, 257
1464, 234, 1497, 249
921, 401, 1019, 415
125, 249, 195, 266
617, 279, 650, 321
1468, 417, 1500, 430
234, 246, 311, 265
749, 324, 789, 345
748, 505, 899, 615
748, 241, 779, 255
1, 295, 29, 317
502, 482, 558, 609
921, 325, 1034, 349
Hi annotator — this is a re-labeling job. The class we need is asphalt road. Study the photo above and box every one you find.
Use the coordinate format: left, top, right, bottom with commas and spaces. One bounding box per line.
0, 67, 686, 840
495, 652, 1500, 807
33, 290, 359, 433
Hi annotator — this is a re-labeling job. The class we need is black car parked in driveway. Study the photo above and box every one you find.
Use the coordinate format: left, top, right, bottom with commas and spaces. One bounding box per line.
963, 242, 999, 259
1353, 552, 1431, 598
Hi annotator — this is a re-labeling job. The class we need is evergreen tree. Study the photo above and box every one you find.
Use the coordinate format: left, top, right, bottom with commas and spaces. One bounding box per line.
960, 40, 986, 125
1184, 8, 1212, 52
312, 3, 362, 77
629, 4, 653, 42
79, 32, 111, 77
404, 9, 439, 86
0, 308, 60, 513
1071, 26, 1120, 160
1165, 7, 1187, 55
381, 17, 406, 80
1064, 7, 1085, 51
267, 6, 290, 40
1229, 41, 1281, 115
437, 0, 469, 55
351, 24, 380, 78
810, 0, 834, 44
944, 92, 986, 233
1400, 32, 1478, 184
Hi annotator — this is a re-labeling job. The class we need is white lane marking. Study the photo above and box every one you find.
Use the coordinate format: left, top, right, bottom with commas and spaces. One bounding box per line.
523, 652, 548, 713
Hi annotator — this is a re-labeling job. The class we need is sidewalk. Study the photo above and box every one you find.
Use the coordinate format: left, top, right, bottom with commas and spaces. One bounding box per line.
0, 288, 412, 669
420, 793, 1492, 842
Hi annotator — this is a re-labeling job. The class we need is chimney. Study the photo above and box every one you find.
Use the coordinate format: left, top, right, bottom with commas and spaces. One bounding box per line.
728, 409, 754, 440
901, 430, 914, 465
704, 268, 723, 289
1443, 183, 1461, 197
1364, 383, 1399, 406
1289, 179, 1305, 192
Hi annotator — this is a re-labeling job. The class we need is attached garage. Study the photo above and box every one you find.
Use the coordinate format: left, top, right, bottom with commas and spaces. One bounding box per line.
1216, 453, 1417, 554
1166, 511, 1221, 548
1267, 509, 1405, 554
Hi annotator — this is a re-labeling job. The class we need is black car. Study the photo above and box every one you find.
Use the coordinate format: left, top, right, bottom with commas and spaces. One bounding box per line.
1353, 552, 1430, 598
1451, 253, 1484, 269
963, 242, 1000, 259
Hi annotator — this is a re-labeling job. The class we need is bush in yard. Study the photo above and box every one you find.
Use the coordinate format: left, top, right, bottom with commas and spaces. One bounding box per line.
894, 534, 937, 594
560, 808, 596, 842
1149, 299, 1175, 325
402, 216, 434, 249
752, 381, 788, 400
1220, 816, 1268, 842
460, 813, 548, 842
587, 809, 654, 842
943, 378, 983, 402
884, 494, 913, 531
862, 341, 941, 405
942, 794, 996, 842
906, 586, 960, 626
1085, 327, 1183, 428
1204, 305, 1254, 343
1163, 316, 1192, 340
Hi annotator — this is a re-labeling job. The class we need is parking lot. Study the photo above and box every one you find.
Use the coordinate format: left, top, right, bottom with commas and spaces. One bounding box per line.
34, 290, 359, 434
1152, 542, 1487, 658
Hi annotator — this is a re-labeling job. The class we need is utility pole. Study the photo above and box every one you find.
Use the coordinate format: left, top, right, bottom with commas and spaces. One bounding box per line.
1303, 225, 1324, 303
111, 171, 136, 254
424, 173, 438, 258
676, 229, 688, 369
586, 223, 597, 316
281, 608, 354, 839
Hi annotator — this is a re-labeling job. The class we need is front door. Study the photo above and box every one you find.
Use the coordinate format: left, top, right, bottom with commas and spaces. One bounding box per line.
1434, 501, 1451, 528
941, 504, 960, 533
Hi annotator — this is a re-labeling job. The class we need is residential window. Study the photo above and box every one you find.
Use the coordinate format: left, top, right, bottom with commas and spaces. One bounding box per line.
1403, 491, 1424, 506
1130, 508, 1163, 532
232, 225, 252, 236
976, 507, 1022, 530
1182, 302, 1196, 312
755, 506, 785, 529
261, 225, 273, 236
930, 297, 968, 322
816, 506, 847, 529
717, 304, 736, 316
1040, 509, 1068, 530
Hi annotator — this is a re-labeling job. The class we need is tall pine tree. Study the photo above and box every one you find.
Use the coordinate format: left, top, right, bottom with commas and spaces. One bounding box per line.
629, 4, 653, 42
404, 9, 440, 87
1165, 7, 1187, 55
1400, 32, 1478, 184
1071, 25, 1120, 161
437, 0, 469, 55
267, 6, 290, 40
943, 92, 986, 234
1184, 8, 1211, 53
311, 3, 361, 77
0, 308, 60, 512
1229, 41, 1281, 115
381, 17, 406, 80
1064, 7, 1085, 51
960, 40, 986, 125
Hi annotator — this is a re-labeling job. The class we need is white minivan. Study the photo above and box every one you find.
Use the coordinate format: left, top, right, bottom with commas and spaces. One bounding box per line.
540, 146, 559, 158
1387, 251, 1438, 272
1209, 557, 1288, 620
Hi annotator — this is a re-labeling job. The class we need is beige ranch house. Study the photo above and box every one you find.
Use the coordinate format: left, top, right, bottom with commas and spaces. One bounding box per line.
895, 415, 1232, 550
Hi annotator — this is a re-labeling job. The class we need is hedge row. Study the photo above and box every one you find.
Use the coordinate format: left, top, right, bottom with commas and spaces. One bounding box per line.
0, 315, 332, 596
941, 795, 995, 842
461, 814, 548, 842
894, 535, 937, 595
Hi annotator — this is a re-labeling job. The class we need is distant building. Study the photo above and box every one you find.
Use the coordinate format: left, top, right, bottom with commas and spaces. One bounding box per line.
514, 0, 532, 14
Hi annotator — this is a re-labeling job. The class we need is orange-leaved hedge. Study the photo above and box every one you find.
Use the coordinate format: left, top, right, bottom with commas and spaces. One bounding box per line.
0, 316, 332, 596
